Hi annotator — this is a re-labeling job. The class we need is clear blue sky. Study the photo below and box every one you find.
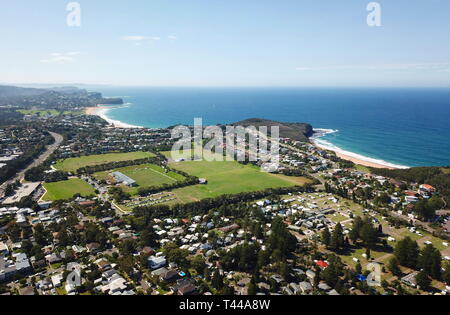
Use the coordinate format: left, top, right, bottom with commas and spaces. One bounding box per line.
1, 0, 450, 87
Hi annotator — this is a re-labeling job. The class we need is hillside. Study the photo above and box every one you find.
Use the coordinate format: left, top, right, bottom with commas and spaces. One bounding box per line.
369, 166, 450, 203
232, 118, 314, 142
0, 85, 123, 109
0, 85, 45, 98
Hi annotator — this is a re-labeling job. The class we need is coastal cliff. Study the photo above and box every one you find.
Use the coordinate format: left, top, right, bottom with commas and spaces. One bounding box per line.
232, 118, 314, 142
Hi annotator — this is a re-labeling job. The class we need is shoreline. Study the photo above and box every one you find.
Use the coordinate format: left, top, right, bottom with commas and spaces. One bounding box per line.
85, 105, 143, 129
82, 109, 410, 170
312, 129, 409, 170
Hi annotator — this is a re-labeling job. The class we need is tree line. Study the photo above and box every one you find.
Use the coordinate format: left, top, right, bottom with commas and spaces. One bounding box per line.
0, 133, 54, 185
75, 156, 164, 175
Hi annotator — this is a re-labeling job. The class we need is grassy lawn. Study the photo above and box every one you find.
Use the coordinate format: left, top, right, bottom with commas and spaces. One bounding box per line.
168, 158, 312, 203
62, 110, 84, 116
43, 178, 96, 201
94, 163, 185, 195
326, 213, 350, 223
354, 164, 371, 173
18, 109, 60, 116
54, 152, 155, 172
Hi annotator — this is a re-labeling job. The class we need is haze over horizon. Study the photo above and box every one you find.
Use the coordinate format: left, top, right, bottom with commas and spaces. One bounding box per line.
2, 0, 450, 87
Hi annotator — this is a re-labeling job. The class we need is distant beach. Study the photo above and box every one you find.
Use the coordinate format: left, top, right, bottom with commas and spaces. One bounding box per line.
312, 129, 407, 170
84, 87, 450, 168
85, 105, 143, 129
85, 105, 404, 170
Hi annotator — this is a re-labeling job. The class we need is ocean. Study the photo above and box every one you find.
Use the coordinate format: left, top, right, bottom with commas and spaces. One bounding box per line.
94, 87, 450, 168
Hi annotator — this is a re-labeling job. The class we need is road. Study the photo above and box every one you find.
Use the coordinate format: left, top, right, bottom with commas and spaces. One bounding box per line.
0, 132, 63, 198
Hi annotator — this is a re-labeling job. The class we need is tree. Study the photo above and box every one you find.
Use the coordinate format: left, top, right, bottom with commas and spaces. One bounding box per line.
443, 263, 450, 284
211, 270, 224, 290
427, 196, 444, 211
414, 199, 435, 221
256, 250, 269, 270
191, 255, 206, 274
248, 277, 257, 295
320, 255, 344, 287
322, 228, 331, 248
162, 242, 189, 268
388, 257, 402, 277
329, 223, 345, 251
21, 240, 33, 256
360, 223, 378, 250
355, 263, 362, 275
365, 248, 371, 260
139, 228, 158, 247
394, 237, 419, 269
415, 270, 431, 291
349, 216, 363, 243
4, 184, 14, 197
418, 244, 442, 280
268, 217, 296, 259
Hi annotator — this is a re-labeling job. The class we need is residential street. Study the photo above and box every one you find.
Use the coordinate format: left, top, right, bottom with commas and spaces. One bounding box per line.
0, 132, 63, 198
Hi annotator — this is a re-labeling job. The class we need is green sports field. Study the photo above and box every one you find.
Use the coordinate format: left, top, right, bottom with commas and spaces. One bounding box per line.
54, 152, 155, 172
42, 178, 96, 201
94, 163, 185, 195
18, 109, 60, 117
169, 158, 312, 203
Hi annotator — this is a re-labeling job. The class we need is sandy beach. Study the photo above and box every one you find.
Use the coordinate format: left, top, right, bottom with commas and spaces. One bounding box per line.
85, 107, 99, 116
85, 106, 143, 129
314, 142, 400, 170
334, 151, 398, 170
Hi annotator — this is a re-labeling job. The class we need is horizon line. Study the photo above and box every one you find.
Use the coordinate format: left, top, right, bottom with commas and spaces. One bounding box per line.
2, 83, 450, 89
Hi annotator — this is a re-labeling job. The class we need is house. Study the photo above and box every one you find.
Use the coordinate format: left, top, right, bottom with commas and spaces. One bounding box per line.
405, 196, 419, 204
45, 252, 63, 265
38, 201, 52, 210
141, 247, 155, 256
0, 257, 16, 281
151, 267, 168, 277
51, 274, 64, 287
318, 282, 332, 291
100, 217, 114, 224
95, 258, 111, 271
401, 272, 418, 288
419, 184, 436, 197
102, 274, 128, 294
14, 253, 32, 274
78, 200, 96, 207
160, 269, 179, 282
305, 270, 316, 280
218, 224, 240, 233
315, 260, 329, 269
299, 281, 313, 294
172, 279, 197, 295
178, 284, 197, 295
148, 256, 167, 270
0, 242, 9, 255
86, 242, 101, 254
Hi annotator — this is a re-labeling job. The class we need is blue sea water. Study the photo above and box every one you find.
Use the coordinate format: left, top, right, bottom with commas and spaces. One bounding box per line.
95, 87, 450, 168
